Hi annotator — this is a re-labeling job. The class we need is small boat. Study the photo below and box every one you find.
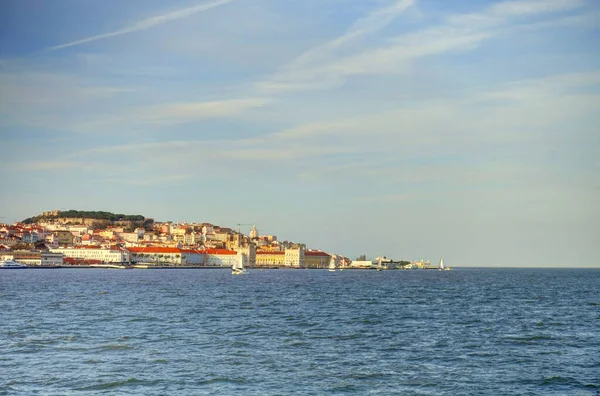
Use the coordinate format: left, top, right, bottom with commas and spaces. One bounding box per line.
328, 259, 336, 272
0, 259, 28, 269
439, 258, 450, 271
90, 264, 130, 270
232, 252, 247, 275
133, 264, 149, 269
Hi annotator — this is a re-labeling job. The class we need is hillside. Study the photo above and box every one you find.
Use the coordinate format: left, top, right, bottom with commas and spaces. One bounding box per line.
22, 210, 146, 224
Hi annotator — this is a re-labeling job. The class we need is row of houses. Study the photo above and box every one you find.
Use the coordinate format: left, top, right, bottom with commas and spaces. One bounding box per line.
5, 246, 336, 268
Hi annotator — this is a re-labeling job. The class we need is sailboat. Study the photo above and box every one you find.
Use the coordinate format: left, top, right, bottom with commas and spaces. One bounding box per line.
439, 258, 450, 271
232, 252, 247, 275
376, 257, 384, 271
328, 258, 336, 272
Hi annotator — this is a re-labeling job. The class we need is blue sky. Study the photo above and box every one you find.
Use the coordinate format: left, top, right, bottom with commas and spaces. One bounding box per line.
1, 0, 599, 267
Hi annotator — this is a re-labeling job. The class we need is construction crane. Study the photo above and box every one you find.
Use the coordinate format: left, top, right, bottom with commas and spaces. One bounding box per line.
236, 223, 253, 247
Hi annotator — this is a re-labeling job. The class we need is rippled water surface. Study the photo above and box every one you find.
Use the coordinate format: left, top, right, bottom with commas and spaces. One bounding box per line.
1, 268, 599, 395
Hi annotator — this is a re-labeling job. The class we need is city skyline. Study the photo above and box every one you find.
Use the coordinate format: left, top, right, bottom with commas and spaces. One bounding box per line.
1, 0, 599, 267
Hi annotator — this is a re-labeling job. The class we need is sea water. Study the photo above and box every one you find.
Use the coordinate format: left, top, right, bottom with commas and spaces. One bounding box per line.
1, 268, 599, 395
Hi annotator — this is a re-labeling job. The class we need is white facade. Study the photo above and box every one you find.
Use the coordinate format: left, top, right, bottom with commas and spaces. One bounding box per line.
50, 247, 130, 263
284, 247, 305, 268
203, 252, 237, 267
41, 252, 64, 266
119, 232, 140, 243
68, 225, 89, 235
350, 260, 375, 269
17, 252, 64, 266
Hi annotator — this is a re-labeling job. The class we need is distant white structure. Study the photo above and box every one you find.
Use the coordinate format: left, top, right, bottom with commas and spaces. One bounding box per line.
350, 260, 374, 269
50, 246, 130, 263
249, 225, 259, 239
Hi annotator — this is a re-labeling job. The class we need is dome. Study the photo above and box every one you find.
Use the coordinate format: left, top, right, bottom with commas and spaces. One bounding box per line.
249, 225, 259, 239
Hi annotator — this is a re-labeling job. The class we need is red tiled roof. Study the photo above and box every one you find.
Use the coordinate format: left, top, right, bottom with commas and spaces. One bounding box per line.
197, 248, 237, 255
256, 251, 285, 255
121, 246, 239, 255
305, 251, 331, 257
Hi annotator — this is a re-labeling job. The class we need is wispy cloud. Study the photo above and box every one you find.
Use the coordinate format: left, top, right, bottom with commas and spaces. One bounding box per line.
288, 0, 416, 69
47, 0, 236, 51
19, 161, 86, 171
258, 0, 587, 93
137, 98, 270, 125
68, 98, 270, 132
257, 0, 416, 93
265, 70, 600, 154
102, 174, 193, 187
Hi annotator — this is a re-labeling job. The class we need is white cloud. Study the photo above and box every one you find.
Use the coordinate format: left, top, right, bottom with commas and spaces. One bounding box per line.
0, 67, 134, 109
257, 0, 416, 93
135, 98, 271, 125
489, 0, 585, 18
287, 0, 416, 69
47, 0, 236, 51
258, 0, 588, 93
19, 161, 84, 171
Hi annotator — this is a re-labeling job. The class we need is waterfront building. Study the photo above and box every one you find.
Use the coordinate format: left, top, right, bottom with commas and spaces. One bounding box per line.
128, 246, 203, 265
200, 248, 237, 267
11, 251, 63, 266
49, 246, 130, 264
349, 260, 375, 269
285, 247, 305, 268
127, 247, 238, 267
255, 247, 304, 267
256, 251, 285, 267
304, 250, 332, 268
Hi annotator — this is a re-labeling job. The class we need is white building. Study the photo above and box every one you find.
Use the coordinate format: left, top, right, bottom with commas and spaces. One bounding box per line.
349, 260, 375, 269
50, 246, 130, 263
284, 247, 305, 268
128, 247, 187, 265
201, 248, 238, 267
126, 247, 240, 267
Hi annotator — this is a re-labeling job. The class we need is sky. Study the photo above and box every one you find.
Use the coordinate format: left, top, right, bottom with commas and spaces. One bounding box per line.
0, 0, 599, 267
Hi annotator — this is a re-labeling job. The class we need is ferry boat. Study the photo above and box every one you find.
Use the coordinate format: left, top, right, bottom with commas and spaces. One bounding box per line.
0, 259, 28, 269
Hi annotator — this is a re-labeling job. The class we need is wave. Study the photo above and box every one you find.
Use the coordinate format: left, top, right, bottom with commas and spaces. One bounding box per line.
74, 377, 145, 391
540, 376, 582, 386
196, 377, 248, 385
98, 344, 132, 350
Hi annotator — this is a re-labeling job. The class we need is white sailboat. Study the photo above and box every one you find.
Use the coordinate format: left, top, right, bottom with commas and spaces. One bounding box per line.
377, 257, 384, 271
328, 258, 336, 272
439, 258, 450, 271
232, 252, 247, 275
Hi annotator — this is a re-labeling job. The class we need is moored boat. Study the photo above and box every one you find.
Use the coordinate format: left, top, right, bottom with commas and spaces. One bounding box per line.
0, 259, 28, 269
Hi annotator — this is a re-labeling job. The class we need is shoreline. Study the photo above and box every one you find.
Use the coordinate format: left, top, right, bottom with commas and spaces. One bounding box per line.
13, 265, 442, 270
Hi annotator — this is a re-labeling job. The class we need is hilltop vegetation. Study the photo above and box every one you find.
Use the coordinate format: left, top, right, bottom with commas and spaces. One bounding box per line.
22, 210, 145, 224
